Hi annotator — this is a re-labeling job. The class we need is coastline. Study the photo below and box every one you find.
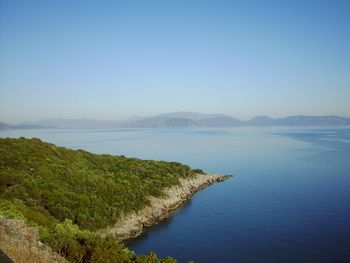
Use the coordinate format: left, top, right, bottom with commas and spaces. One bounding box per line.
100, 173, 231, 242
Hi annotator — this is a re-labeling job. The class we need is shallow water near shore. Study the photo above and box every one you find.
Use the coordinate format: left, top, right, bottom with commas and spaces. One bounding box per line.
1, 127, 350, 263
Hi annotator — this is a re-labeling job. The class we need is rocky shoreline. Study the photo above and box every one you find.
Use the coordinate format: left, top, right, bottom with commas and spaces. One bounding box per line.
100, 173, 231, 242
0, 173, 230, 263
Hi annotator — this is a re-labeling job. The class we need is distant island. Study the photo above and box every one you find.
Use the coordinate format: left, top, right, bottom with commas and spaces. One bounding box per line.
0, 137, 229, 263
1, 112, 350, 130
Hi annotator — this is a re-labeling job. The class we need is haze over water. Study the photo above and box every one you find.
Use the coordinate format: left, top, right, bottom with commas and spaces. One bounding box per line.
1, 127, 349, 262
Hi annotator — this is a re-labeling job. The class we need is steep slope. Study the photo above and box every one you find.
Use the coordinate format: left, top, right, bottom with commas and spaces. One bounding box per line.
0, 218, 68, 263
0, 137, 205, 231
0, 137, 229, 263
102, 173, 229, 241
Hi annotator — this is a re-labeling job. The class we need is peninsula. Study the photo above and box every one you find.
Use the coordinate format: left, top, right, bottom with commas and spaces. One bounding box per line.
0, 137, 230, 263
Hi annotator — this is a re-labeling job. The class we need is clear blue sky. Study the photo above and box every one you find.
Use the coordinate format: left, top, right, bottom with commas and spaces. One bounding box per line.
1, 0, 349, 123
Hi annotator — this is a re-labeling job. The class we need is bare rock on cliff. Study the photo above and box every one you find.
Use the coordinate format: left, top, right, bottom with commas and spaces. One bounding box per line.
0, 218, 67, 263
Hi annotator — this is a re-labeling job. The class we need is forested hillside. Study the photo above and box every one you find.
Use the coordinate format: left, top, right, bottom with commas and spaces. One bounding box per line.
0, 137, 201, 263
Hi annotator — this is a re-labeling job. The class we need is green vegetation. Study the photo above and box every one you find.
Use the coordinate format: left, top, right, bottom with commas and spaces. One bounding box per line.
39, 219, 177, 263
0, 137, 199, 263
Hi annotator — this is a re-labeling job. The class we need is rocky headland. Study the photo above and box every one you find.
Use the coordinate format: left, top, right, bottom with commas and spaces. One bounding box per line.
100, 173, 231, 241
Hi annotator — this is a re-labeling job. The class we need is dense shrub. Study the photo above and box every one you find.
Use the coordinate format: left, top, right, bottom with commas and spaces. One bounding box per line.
0, 198, 25, 219
0, 138, 201, 263
39, 219, 178, 263
0, 137, 198, 231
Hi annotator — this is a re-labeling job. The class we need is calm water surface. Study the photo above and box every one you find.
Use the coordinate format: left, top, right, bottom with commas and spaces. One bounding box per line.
1, 127, 349, 263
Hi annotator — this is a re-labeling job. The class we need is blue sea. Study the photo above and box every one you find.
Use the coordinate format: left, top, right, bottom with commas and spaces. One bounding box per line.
1, 127, 350, 263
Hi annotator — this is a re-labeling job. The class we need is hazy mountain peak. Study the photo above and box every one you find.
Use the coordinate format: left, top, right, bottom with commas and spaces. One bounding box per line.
154, 111, 227, 120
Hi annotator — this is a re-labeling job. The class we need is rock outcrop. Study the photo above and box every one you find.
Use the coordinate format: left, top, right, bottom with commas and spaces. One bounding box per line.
100, 173, 230, 241
0, 218, 68, 263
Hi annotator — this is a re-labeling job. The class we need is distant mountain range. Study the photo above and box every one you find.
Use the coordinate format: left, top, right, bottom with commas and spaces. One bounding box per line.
0, 121, 54, 130
1, 112, 350, 129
